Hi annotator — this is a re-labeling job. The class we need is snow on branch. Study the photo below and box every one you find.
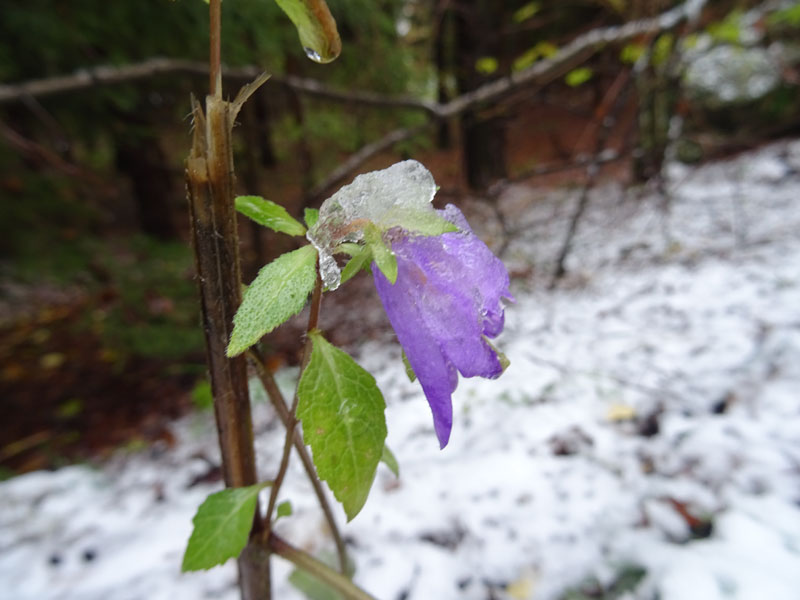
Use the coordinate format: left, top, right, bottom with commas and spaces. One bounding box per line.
0, 0, 705, 113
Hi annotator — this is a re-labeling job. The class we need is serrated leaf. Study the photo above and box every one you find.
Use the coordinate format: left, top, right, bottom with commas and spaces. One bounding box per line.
305, 207, 320, 228
364, 224, 397, 285
340, 246, 372, 285
228, 245, 318, 356
276, 500, 293, 519
182, 483, 268, 571
380, 445, 399, 477
401, 350, 416, 383
275, 0, 341, 64
235, 195, 306, 236
297, 331, 387, 521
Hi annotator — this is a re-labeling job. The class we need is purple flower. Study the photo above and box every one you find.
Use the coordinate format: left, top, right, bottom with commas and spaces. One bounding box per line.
373, 204, 512, 448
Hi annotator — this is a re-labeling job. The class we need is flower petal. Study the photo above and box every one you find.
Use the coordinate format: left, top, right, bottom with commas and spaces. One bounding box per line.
373, 204, 512, 448
391, 234, 502, 378
373, 261, 457, 447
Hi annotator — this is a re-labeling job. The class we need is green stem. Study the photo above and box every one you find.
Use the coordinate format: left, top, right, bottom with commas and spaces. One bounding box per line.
247, 347, 349, 573
269, 533, 378, 600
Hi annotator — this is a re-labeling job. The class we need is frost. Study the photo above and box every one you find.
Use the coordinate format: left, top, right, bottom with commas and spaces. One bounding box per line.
307, 160, 438, 290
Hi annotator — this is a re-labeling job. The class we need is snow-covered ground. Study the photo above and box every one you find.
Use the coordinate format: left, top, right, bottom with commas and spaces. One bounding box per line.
2, 140, 800, 600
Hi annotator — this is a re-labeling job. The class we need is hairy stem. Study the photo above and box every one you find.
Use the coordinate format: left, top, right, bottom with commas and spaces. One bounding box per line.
186, 1, 268, 597
269, 533, 377, 600
262, 268, 324, 539
247, 347, 348, 573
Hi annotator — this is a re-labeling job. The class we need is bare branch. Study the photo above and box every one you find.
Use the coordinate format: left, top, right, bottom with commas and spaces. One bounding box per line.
0, 1, 705, 114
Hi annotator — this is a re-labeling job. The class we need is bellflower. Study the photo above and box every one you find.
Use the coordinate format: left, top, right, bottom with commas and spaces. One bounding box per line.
373, 204, 512, 448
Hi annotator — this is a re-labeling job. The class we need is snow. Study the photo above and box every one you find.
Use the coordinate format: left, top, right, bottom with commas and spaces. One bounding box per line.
2, 139, 800, 600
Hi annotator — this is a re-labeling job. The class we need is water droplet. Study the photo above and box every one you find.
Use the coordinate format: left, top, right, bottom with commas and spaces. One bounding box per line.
304, 47, 324, 63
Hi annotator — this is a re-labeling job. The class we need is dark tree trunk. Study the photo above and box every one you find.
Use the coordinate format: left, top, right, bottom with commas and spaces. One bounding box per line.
115, 133, 178, 239
433, 3, 454, 149
452, 0, 508, 190
462, 111, 507, 189
252, 88, 277, 169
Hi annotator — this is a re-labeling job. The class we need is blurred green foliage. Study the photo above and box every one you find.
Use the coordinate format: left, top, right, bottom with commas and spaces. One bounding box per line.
0, 0, 417, 367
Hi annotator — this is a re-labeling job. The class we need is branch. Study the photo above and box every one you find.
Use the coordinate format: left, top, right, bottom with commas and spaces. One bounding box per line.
262, 271, 324, 543
309, 123, 429, 199
269, 533, 378, 600
247, 348, 348, 574
0, 1, 705, 112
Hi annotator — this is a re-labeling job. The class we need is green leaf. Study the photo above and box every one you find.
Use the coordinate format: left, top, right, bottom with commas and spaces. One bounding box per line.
182, 483, 268, 571
512, 41, 558, 72
768, 4, 800, 27
297, 331, 387, 521
565, 67, 593, 87
401, 349, 416, 383
380, 444, 399, 477
619, 43, 645, 65
383, 208, 459, 236
512, 1, 540, 23
339, 245, 372, 285
235, 196, 306, 236
334, 242, 361, 257
276, 500, 293, 519
651, 33, 674, 68
475, 56, 498, 75
228, 245, 318, 356
707, 9, 742, 44
274, 0, 341, 64
363, 224, 396, 285
304, 207, 320, 228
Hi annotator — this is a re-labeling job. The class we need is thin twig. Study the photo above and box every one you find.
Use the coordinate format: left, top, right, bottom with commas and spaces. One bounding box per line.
550, 69, 634, 287
247, 347, 348, 574
262, 268, 324, 542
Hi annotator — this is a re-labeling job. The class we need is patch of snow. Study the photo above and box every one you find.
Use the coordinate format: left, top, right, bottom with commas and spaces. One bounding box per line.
2, 139, 800, 600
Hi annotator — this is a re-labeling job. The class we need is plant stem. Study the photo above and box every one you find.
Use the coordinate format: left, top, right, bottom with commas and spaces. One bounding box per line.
269, 533, 378, 600
185, 0, 267, 597
209, 0, 221, 97
247, 347, 348, 573
262, 268, 324, 538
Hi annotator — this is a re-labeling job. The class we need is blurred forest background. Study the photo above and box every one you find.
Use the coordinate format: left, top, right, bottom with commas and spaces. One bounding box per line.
1, 0, 799, 476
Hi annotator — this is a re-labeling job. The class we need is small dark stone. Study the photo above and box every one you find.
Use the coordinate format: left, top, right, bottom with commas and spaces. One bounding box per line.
48, 554, 62, 566
456, 577, 472, 590
82, 549, 97, 562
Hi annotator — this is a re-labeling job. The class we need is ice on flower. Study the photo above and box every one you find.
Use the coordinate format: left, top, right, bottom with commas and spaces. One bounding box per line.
374, 205, 512, 448
307, 160, 439, 290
